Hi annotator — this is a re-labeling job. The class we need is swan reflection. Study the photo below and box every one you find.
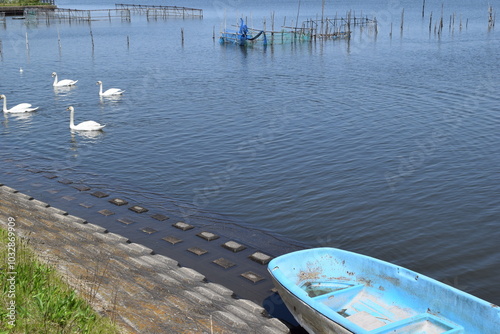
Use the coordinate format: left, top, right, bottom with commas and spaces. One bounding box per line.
53, 85, 77, 95
99, 95, 124, 104
69, 130, 106, 153
70, 129, 105, 140
2, 111, 35, 129
8, 112, 35, 121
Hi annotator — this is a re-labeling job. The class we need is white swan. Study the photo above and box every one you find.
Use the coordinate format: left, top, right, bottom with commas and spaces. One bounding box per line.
1, 94, 39, 113
96, 81, 124, 96
67, 106, 105, 131
52, 72, 78, 87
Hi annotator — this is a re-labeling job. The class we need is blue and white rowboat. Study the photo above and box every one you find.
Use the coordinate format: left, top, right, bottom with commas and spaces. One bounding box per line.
268, 248, 500, 334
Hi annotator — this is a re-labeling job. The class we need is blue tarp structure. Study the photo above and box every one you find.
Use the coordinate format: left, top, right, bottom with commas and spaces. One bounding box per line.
220, 18, 267, 46
237, 18, 249, 45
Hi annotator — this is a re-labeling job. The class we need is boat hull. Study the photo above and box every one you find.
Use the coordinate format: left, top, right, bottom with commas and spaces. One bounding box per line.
270, 273, 353, 334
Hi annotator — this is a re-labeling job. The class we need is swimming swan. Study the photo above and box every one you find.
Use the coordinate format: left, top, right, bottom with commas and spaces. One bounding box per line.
52, 72, 78, 87
1, 94, 39, 113
67, 106, 105, 131
96, 81, 124, 96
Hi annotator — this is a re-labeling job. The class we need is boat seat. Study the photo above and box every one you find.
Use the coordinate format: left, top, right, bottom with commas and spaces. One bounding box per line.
347, 311, 386, 331
367, 313, 465, 334
312, 284, 365, 307
314, 285, 464, 334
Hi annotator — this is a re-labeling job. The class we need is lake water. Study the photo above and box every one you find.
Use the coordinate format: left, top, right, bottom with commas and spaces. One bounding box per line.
1, 0, 499, 305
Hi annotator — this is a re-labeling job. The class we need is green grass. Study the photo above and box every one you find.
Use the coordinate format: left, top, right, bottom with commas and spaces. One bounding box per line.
0, 227, 121, 333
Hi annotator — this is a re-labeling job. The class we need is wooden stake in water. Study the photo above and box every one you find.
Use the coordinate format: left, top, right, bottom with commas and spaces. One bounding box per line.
127, 35, 130, 48
488, 5, 495, 28
347, 10, 351, 34
89, 28, 95, 51
271, 11, 275, 43
440, 4, 444, 33
400, 8, 405, 33
295, 0, 301, 31
321, 0, 325, 36
422, 0, 426, 18
429, 12, 433, 33
181, 28, 184, 45
57, 30, 62, 51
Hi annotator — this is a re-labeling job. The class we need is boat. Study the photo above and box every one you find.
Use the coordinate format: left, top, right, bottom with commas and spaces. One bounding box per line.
268, 248, 500, 334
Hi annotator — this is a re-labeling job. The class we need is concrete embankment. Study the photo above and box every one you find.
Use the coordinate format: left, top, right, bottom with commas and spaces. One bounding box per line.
0, 183, 290, 333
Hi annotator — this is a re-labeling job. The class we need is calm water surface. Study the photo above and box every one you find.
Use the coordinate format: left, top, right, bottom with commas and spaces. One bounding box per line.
1, 0, 499, 304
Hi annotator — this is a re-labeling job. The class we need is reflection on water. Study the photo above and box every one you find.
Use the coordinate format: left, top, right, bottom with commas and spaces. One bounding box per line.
2, 112, 35, 129
99, 94, 124, 104
70, 129, 105, 141
53, 85, 77, 95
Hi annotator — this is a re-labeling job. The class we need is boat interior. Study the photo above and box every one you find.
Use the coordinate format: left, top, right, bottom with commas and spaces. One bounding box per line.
299, 280, 465, 334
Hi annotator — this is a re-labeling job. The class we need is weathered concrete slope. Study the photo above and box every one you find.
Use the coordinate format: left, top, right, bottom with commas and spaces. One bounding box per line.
0, 183, 290, 334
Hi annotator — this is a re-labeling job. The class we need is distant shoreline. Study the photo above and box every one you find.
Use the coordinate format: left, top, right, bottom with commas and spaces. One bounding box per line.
0, 5, 57, 16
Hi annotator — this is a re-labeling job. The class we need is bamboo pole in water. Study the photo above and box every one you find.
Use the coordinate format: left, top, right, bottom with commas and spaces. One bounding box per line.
440, 4, 444, 33
271, 11, 275, 44
400, 8, 404, 33
429, 12, 433, 33
321, 0, 325, 36
295, 0, 301, 32
57, 30, 61, 51
347, 10, 351, 34
89, 28, 94, 51
488, 5, 495, 28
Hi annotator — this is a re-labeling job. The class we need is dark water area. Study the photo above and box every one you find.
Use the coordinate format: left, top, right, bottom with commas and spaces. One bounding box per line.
1, 0, 499, 306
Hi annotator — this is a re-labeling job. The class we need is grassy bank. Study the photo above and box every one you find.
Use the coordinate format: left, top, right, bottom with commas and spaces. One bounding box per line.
0, 1, 52, 6
0, 227, 121, 333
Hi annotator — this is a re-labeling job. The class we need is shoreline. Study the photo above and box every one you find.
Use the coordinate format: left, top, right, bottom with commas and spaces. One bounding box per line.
0, 162, 307, 308
0, 5, 57, 16
0, 182, 291, 333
